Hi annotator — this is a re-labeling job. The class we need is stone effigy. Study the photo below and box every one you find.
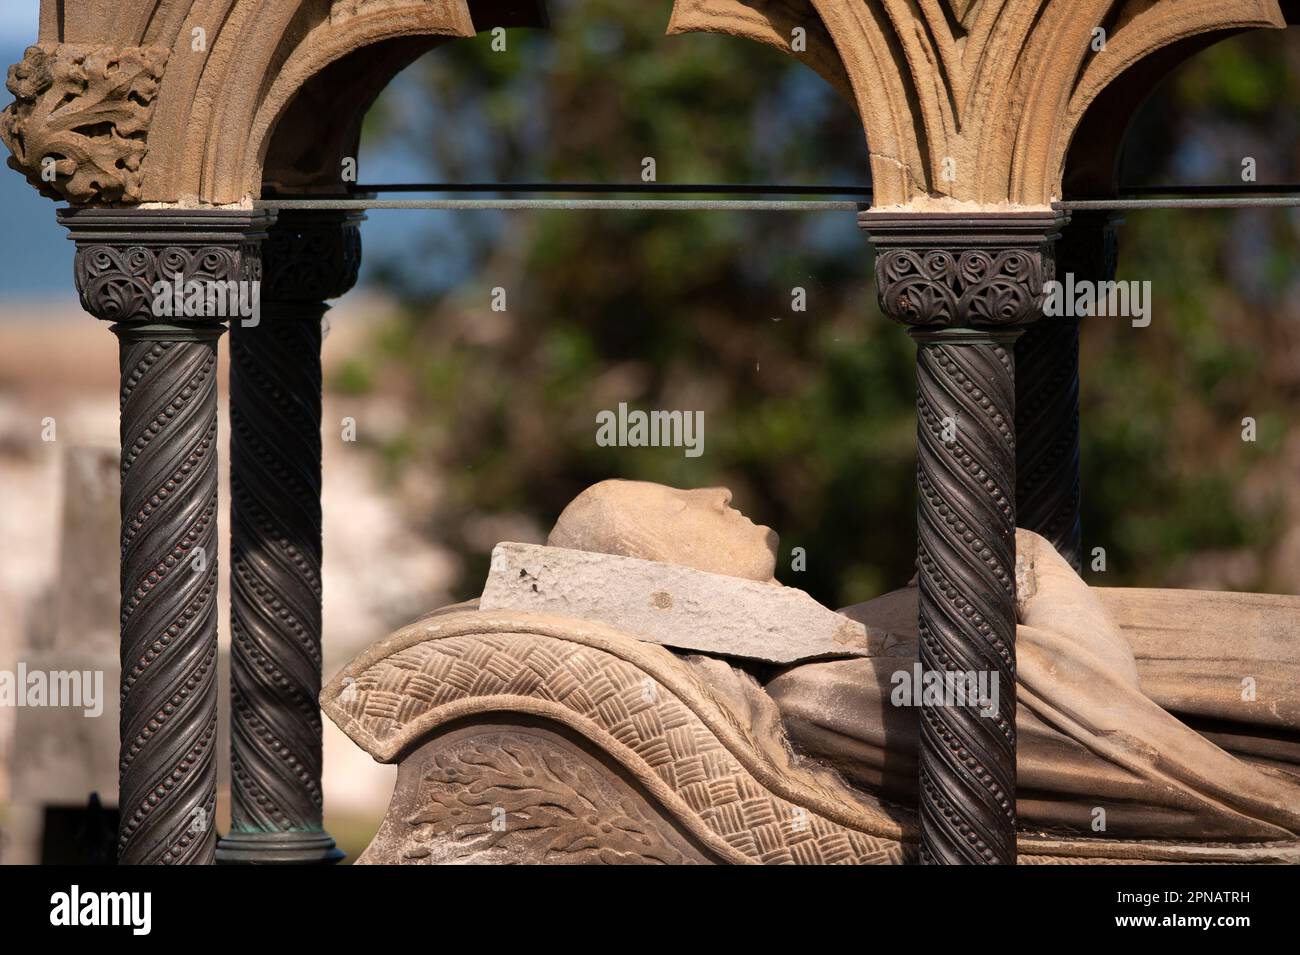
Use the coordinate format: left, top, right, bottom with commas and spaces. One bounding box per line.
326, 480, 1300, 863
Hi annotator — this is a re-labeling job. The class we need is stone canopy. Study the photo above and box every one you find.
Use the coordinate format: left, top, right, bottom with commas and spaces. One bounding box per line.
2, 1, 1292, 209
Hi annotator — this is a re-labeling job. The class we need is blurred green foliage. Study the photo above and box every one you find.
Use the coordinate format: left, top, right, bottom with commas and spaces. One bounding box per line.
345, 4, 1300, 606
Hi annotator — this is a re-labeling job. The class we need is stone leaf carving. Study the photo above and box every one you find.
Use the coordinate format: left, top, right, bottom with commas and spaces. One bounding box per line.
373, 730, 700, 864
1, 44, 168, 205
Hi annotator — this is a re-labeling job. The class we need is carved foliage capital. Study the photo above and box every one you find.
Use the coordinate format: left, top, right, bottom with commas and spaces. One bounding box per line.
2, 44, 169, 205
59, 210, 273, 324
862, 213, 1065, 331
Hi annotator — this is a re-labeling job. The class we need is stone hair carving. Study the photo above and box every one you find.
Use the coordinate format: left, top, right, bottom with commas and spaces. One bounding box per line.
1, 44, 168, 205
548, 481, 779, 584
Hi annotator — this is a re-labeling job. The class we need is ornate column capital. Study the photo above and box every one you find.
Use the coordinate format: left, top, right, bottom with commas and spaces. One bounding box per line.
58, 209, 274, 324
261, 209, 364, 306
860, 212, 1067, 333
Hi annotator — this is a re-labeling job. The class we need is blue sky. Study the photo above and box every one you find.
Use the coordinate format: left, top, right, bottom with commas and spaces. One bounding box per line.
0, 2, 67, 300
0, 3, 37, 48
0, 0, 439, 302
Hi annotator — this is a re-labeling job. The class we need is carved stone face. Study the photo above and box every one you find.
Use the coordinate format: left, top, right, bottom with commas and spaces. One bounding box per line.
547, 480, 779, 583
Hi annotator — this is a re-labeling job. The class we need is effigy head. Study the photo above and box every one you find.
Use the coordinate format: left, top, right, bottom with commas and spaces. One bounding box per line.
547, 480, 779, 583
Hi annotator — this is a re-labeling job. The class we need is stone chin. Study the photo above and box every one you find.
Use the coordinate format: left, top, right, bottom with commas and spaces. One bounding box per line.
730, 517, 779, 584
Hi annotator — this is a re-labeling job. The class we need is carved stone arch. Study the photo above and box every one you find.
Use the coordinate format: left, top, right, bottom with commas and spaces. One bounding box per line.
173, 1, 553, 203
1065, 6, 1300, 199
8, 0, 1292, 208
260, 2, 550, 196
7, 0, 548, 206
669, 1, 1288, 209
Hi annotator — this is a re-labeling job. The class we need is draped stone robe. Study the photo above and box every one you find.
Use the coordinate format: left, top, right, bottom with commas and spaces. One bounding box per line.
672, 532, 1300, 841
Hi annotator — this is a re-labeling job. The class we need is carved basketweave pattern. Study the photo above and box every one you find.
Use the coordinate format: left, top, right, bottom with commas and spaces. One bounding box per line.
336, 632, 909, 865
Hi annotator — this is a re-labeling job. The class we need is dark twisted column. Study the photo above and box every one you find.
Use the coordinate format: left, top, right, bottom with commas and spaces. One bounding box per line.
216, 210, 361, 865
1015, 212, 1118, 572
912, 329, 1019, 864
60, 209, 271, 864
114, 327, 221, 864
862, 211, 1065, 865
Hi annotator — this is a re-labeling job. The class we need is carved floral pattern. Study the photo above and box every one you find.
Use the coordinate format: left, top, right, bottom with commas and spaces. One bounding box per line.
71, 244, 264, 323
875, 248, 1050, 328
261, 213, 363, 302
1, 44, 168, 205
396, 736, 695, 864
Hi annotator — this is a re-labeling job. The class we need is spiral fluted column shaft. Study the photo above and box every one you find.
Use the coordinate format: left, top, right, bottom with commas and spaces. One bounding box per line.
61, 208, 271, 865
218, 210, 360, 864
1014, 213, 1116, 572
115, 327, 222, 864
864, 210, 1065, 865
913, 331, 1019, 864
226, 312, 329, 841
1014, 318, 1080, 570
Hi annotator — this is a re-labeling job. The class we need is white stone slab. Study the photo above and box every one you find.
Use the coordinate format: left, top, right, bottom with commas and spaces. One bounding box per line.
479, 542, 879, 664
